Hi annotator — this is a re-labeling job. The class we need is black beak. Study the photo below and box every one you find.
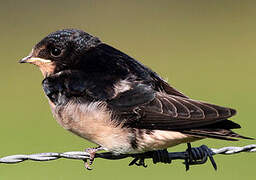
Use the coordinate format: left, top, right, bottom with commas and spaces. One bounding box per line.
19, 55, 32, 63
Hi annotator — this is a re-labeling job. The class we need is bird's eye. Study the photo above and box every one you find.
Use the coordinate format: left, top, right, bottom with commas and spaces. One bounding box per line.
50, 47, 62, 57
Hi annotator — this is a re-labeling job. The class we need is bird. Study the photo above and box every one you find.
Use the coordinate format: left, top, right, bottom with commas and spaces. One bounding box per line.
19, 29, 252, 170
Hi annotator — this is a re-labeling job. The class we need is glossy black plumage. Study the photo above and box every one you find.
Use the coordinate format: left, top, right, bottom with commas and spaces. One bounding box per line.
38, 30, 250, 141
22, 29, 252, 154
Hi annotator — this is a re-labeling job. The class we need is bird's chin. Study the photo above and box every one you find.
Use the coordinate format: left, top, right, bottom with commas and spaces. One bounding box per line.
36, 61, 56, 77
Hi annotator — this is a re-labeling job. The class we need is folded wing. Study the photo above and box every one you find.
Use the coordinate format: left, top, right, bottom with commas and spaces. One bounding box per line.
108, 84, 252, 140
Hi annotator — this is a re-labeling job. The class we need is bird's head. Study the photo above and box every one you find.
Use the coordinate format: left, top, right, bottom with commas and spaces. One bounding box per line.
19, 29, 101, 77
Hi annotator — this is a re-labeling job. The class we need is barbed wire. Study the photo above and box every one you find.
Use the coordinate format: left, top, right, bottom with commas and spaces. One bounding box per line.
0, 144, 255, 168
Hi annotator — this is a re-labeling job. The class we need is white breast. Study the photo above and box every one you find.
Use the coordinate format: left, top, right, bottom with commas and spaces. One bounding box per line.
50, 100, 134, 154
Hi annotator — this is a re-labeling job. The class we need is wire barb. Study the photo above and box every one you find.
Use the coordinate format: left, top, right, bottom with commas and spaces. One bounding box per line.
0, 144, 255, 167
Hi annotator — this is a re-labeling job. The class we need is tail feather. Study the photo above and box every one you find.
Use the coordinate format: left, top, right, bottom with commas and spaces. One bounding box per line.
183, 129, 254, 141
201, 119, 241, 129
182, 119, 254, 140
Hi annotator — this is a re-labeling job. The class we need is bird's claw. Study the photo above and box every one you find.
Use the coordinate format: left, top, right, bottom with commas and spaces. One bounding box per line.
83, 146, 103, 170
129, 157, 147, 168
184, 143, 217, 171
84, 160, 93, 170
129, 149, 171, 168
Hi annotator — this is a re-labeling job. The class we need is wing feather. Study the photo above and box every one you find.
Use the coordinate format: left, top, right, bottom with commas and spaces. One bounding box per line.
109, 84, 237, 131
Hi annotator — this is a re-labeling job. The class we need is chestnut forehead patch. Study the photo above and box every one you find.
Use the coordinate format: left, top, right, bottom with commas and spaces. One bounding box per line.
33, 45, 46, 56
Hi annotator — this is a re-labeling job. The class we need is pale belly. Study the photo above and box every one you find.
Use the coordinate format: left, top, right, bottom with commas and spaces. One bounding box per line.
48, 100, 200, 154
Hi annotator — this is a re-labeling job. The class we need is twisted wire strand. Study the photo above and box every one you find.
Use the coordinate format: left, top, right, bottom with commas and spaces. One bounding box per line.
0, 144, 255, 164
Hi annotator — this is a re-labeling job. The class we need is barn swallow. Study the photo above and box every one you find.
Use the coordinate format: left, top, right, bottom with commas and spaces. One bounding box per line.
19, 29, 252, 170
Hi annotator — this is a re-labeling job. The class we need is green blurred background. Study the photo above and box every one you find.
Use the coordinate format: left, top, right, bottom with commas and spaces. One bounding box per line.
0, 0, 255, 179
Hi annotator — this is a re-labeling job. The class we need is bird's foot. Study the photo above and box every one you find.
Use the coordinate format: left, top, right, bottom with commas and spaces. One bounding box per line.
184, 143, 217, 171
128, 149, 171, 168
129, 157, 148, 168
83, 146, 104, 170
